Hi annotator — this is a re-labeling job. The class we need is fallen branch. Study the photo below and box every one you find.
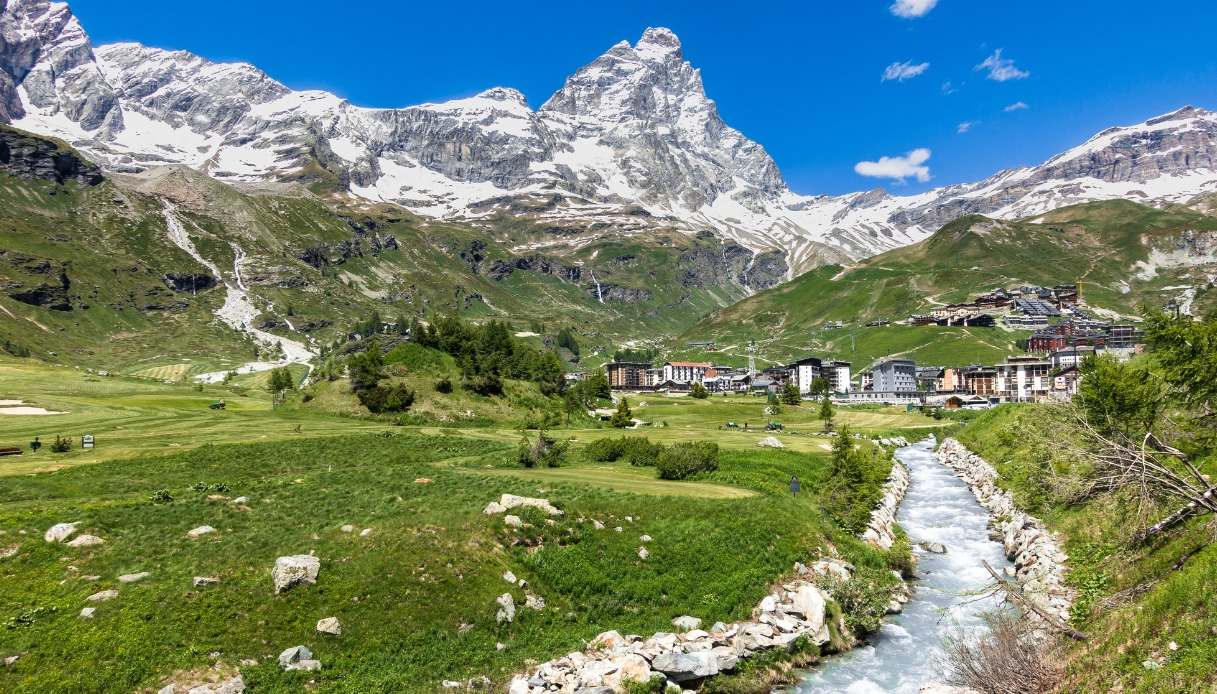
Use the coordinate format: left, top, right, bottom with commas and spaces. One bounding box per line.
982, 561, 1089, 641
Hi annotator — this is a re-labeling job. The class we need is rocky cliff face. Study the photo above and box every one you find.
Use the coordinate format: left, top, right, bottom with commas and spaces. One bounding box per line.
0, 123, 101, 183
3, 0, 1217, 277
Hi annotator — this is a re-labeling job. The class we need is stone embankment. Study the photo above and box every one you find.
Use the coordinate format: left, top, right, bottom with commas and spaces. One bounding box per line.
936, 438, 1074, 632
861, 442, 912, 551
505, 446, 915, 692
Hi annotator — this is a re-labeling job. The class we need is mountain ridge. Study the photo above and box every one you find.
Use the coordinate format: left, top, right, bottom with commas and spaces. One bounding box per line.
3, 0, 1217, 278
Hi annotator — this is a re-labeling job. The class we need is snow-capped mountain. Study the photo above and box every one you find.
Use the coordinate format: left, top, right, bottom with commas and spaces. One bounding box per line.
5, 0, 1217, 278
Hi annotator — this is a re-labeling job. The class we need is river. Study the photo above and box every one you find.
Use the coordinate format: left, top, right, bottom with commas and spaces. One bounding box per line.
794, 437, 1014, 693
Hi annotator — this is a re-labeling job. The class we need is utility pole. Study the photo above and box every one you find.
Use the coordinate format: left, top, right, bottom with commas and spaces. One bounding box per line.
747, 340, 756, 376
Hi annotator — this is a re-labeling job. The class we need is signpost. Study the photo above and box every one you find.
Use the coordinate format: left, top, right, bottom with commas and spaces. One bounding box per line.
82, 434, 95, 449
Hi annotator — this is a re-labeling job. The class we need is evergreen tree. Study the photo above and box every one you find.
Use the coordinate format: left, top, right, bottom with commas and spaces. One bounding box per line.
690, 382, 709, 399
610, 398, 633, 428
819, 395, 835, 432
781, 382, 801, 405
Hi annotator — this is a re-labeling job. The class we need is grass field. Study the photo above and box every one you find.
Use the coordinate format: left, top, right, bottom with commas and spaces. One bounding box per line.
0, 377, 913, 692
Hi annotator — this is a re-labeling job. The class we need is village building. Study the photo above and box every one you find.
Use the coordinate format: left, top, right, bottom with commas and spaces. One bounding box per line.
824, 360, 852, 394
872, 359, 918, 393
961, 365, 998, 397
662, 361, 713, 384
1052, 365, 1082, 398
786, 356, 823, 394
995, 355, 1052, 401
916, 367, 944, 393
925, 393, 992, 410
606, 362, 651, 390
938, 367, 965, 393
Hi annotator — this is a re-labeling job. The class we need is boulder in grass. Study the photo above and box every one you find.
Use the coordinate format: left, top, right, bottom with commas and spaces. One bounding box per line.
503, 515, 524, 528
44, 522, 78, 543
495, 593, 516, 624
637, 546, 650, 560
757, 436, 784, 448
278, 645, 321, 671
118, 571, 150, 584
86, 589, 118, 602
671, 615, 702, 631
316, 617, 341, 635
272, 554, 320, 594
193, 576, 220, 587
186, 525, 216, 538
66, 534, 104, 548
79, 607, 96, 619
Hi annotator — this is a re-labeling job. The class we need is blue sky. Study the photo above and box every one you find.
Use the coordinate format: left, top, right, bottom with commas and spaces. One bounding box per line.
69, 0, 1217, 196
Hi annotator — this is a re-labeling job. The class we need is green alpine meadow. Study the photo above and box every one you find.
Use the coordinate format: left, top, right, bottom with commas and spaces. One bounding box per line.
2, 2, 1217, 692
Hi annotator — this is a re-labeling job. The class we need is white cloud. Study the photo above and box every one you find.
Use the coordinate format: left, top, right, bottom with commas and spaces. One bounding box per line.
956, 121, 974, 134
890, 0, 938, 18
854, 148, 932, 183
975, 49, 1030, 82
941, 80, 958, 95
1004, 101, 1029, 112
882, 61, 930, 82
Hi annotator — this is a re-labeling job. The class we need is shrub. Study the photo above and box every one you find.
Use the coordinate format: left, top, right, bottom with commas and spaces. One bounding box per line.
435, 376, 453, 394
466, 372, 504, 397
518, 432, 568, 468
384, 343, 450, 372
584, 436, 663, 467
148, 489, 174, 504
690, 382, 709, 399
358, 382, 416, 413
50, 435, 71, 453
942, 610, 1063, 693
656, 441, 719, 480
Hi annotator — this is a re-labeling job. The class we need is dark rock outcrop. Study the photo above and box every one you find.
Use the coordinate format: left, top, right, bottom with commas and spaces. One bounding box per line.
0, 125, 104, 185
162, 272, 217, 293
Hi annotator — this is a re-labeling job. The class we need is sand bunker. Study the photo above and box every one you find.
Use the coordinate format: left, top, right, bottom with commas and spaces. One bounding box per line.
0, 400, 66, 415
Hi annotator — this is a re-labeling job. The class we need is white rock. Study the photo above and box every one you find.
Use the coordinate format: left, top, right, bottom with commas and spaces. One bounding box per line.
272, 554, 320, 593
496, 593, 516, 623
186, 525, 216, 538
497, 494, 564, 516
278, 645, 320, 671
637, 546, 650, 560
79, 607, 96, 619
757, 436, 784, 448
525, 592, 545, 611
592, 520, 605, 530
232, 497, 248, 505
86, 589, 118, 602
639, 534, 652, 543
193, 576, 220, 587
503, 570, 518, 584
671, 615, 702, 631
118, 571, 150, 583
503, 515, 524, 528
44, 522, 78, 543
359, 528, 372, 537
340, 524, 355, 533
316, 617, 341, 635
483, 501, 507, 515
66, 534, 105, 548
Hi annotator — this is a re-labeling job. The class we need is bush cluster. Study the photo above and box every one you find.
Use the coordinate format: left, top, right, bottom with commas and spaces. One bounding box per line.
584, 436, 663, 467
656, 441, 720, 480
357, 382, 416, 414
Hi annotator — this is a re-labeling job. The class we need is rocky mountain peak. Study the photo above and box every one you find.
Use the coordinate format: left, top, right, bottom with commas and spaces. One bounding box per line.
634, 27, 682, 61
474, 86, 528, 106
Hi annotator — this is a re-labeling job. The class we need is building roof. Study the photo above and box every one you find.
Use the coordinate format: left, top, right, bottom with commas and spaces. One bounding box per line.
666, 361, 712, 368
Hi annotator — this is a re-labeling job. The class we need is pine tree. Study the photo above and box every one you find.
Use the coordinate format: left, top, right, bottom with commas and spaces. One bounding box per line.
610, 397, 633, 428
819, 395, 835, 432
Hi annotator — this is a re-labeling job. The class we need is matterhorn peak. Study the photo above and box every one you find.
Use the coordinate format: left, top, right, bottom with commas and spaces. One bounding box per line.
634, 27, 682, 60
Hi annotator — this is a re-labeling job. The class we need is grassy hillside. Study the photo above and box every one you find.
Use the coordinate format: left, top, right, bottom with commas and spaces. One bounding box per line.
0, 127, 766, 374
682, 200, 1217, 367
955, 405, 1217, 692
